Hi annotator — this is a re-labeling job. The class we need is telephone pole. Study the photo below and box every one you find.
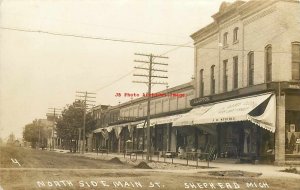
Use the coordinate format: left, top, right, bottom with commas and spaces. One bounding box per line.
133, 53, 168, 162
47, 108, 62, 150
75, 91, 96, 154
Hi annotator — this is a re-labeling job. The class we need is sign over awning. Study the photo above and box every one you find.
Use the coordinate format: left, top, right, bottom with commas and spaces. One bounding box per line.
173, 93, 276, 133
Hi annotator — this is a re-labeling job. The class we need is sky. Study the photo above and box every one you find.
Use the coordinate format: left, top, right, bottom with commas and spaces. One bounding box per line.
0, 0, 236, 140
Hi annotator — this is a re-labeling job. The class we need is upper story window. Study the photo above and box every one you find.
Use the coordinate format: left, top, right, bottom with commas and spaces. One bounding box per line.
233, 27, 238, 43
223, 60, 228, 92
292, 42, 300, 80
223, 32, 228, 47
233, 56, 239, 89
211, 65, 215, 94
199, 69, 204, 97
248, 51, 254, 86
265, 45, 272, 82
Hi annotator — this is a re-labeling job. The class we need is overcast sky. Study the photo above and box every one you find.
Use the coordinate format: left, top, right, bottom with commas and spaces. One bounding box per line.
0, 0, 237, 139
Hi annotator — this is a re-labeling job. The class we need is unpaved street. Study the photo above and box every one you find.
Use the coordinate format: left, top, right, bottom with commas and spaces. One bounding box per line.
0, 146, 299, 190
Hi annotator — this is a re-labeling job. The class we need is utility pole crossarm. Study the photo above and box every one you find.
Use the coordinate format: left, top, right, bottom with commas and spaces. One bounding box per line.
133, 53, 168, 162
134, 53, 168, 59
76, 91, 96, 94
75, 91, 97, 154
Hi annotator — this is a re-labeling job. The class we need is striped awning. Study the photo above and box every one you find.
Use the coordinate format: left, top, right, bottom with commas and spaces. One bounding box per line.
173, 93, 276, 133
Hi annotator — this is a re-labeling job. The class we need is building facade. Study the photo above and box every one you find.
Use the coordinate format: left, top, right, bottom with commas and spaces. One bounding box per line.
182, 0, 300, 165
90, 82, 194, 154
88, 0, 299, 165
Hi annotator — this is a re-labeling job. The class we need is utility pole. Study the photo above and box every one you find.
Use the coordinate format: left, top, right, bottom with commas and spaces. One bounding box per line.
133, 53, 168, 162
75, 91, 96, 154
47, 108, 62, 151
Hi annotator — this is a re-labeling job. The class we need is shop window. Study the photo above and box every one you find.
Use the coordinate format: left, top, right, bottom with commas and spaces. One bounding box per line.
211, 65, 215, 94
233, 56, 238, 89
223, 59, 228, 92
285, 111, 300, 155
292, 42, 300, 80
248, 51, 254, 86
199, 69, 204, 97
265, 45, 272, 82
233, 27, 238, 43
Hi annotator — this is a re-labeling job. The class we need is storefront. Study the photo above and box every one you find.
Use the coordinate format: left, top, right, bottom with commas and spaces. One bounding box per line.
173, 93, 276, 163
285, 92, 300, 158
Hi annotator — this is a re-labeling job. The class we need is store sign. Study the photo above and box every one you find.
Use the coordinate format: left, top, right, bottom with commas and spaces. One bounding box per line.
289, 84, 300, 89
190, 96, 211, 105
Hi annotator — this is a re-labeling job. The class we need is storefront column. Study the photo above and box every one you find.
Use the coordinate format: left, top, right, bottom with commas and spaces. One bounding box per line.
118, 137, 121, 153
275, 94, 285, 165
170, 127, 177, 152
167, 124, 170, 151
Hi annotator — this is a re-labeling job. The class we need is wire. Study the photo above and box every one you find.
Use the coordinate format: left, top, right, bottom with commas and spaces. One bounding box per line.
1, 25, 293, 92
93, 41, 193, 92
0, 26, 194, 48
1, 26, 291, 54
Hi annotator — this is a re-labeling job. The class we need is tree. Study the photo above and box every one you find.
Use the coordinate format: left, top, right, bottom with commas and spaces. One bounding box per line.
7, 133, 16, 145
23, 120, 49, 148
56, 101, 96, 152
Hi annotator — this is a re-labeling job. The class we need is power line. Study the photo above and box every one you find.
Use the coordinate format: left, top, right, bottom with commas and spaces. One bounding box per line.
0, 26, 194, 48
93, 41, 192, 92
2, 11, 188, 40
0, 26, 291, 54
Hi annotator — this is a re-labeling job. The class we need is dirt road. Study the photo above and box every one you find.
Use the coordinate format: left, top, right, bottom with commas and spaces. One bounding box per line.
0, 146, 299, 190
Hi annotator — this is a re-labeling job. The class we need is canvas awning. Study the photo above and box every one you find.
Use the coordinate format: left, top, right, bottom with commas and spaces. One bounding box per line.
136, 114, 186, 128
94, 120, 143, 136
173, 93, 276, 133
172, 106, 212, 126
93, 128, 104, 133
93, 128, 109, 139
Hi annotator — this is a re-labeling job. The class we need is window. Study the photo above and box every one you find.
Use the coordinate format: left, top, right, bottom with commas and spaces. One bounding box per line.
199, 69, 204, 97
223, 32, 228, 47
292, 42, 300, 80
233, 27, 238, 43
223, 60, 228, 92
211, 65, 215, 94
248, 52, 254, 86
265, 45, 272, 82
233, 56, 238, 89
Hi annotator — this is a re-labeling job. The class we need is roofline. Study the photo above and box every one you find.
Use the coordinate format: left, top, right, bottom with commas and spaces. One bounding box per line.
190, 0, 299, 43
95, 81, 194, 111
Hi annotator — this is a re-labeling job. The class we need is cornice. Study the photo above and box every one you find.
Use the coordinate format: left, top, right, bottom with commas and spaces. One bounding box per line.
191, 0, 297, 44
195, 35, 218, 49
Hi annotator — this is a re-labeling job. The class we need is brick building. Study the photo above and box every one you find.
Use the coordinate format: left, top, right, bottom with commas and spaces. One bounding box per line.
90, 82, 194, 154
174, 0, 300, 165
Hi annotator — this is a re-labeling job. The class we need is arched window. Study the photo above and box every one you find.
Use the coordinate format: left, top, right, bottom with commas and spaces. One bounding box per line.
265, 45, 272, 82
248, 52, 254, 86
211, 65, 215, 94
292, 42, 300, 80
233, 27, 239, 43
199, 69, 204, 97
223, 32, 228, 47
